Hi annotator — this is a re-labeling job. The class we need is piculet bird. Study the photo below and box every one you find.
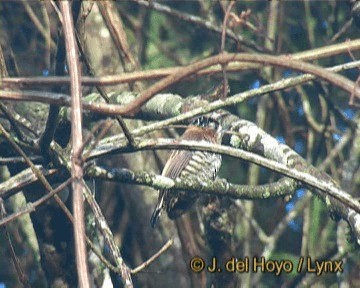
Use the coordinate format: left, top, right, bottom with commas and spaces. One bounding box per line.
150, 112, 224, 227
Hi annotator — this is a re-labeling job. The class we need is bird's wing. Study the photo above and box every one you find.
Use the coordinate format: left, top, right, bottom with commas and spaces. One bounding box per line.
150, 150, 193, 227
162, 149, 193, 178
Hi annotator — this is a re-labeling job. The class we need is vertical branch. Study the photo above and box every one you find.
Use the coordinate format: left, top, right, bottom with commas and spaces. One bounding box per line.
219, 1, 234, 99
0, 198, 31, 288
89, 2, 138, 147
243, 2, 280, 286
175, 217, 206, 287
98, 1, 137, 72
58, 2, 89, 287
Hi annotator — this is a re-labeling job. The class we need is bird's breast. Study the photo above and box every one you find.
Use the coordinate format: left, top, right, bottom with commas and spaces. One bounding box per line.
180, 151, 221, 180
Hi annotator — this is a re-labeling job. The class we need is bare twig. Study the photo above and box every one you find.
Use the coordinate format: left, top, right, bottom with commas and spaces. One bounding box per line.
0, 103, 27, 142
81, 120, 114, 160
0, 156, 44, 165
329, 19, 353, 44
75, 33, 136, 147
98, 1, 137, 71
81, 183, 133, 288
132, 0, 264, 52
0, 166, 56, 199
21, 1, 56, 49
0, 122, 73, 221
0, 198, 31, 287
2, 61, 359, 130
96, 1, 141, 147
220, 2, 234, 99
0, 123, 134, 286
0, 178, 72, 227
105, 52, 360, 116
131, 238, 174, 274
3, 38, 360, 87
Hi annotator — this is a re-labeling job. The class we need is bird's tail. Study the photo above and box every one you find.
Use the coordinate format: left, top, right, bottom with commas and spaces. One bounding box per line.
150, 196, 164, 228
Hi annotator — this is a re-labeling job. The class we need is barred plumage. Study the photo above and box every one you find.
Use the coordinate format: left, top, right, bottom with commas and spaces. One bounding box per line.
150, 113, 224, 227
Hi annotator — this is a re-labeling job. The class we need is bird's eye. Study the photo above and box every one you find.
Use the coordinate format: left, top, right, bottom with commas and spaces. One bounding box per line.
207, 119, 219, 130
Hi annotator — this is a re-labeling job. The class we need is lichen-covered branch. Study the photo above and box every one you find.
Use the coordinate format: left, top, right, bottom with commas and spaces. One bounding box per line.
86, 165, 297, 200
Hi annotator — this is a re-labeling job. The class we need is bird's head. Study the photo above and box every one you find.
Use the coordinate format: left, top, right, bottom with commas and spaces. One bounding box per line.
190, 112, 226, 142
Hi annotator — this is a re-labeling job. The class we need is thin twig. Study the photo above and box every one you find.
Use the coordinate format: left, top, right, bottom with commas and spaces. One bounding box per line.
220, 2, 234, 99
101, 52, 360, 116
0, 178, 72, 227
21, 1, 56, 49
3, 38, 360, 87
0, 125, 134, 285
0, 103, 27, 141
75, 33, 136, 147
0, 156, 44, 165
81, 120, 114, 160
0, 198, 31, 287
98, 1, 137, 71
132, 0, 265, 52
96, 1, 141, 147
0, 122, 73, 220
2, 60, 359, 132
329, 19, 353, 44
81, 183, 133, 288
131, 238, 174, 274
